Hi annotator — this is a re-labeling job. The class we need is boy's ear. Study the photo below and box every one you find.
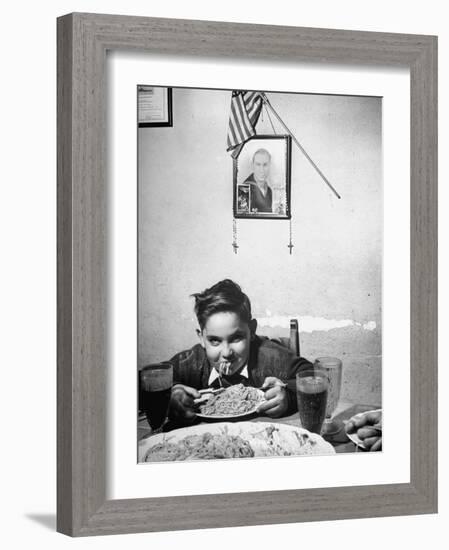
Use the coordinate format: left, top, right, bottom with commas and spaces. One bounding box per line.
196, 328, 205, 348
249, 318, 257, 337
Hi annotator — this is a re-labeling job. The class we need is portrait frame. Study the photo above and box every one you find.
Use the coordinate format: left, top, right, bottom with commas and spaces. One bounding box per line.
233, 134, 292, 219
57, 13, 437, 536
137, 85, 173, 127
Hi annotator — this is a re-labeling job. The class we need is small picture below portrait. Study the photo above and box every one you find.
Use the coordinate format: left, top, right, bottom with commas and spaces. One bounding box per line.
236, 184, 250, 214
233, 135, 291, 219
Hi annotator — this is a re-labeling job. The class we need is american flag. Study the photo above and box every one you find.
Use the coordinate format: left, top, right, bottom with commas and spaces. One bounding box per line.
227, 91, 264, 157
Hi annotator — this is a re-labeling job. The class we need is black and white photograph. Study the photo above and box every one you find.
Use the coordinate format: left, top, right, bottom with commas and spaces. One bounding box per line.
137, 85, 383, 463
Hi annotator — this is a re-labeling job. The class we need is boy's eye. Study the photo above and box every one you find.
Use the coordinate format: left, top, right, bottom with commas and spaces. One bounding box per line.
208, 338, 221, 346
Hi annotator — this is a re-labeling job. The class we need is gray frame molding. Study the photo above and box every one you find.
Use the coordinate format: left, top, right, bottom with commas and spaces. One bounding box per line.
57, 12, 437, 537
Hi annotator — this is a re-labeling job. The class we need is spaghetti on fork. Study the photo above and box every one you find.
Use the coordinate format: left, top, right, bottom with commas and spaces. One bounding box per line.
218, 361, 231, 376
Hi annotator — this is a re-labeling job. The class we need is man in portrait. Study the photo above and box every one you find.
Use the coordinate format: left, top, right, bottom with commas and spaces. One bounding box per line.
244, 148, 273, 213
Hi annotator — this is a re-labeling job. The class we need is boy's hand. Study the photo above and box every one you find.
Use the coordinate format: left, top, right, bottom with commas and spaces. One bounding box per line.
169, 384, 201, 424
257, 377, 288, 418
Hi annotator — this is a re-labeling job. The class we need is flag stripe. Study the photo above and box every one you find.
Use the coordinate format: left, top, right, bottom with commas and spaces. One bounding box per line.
229, 108, 242, 147
246, 93, 262, 125
245, 92, 260, 115
230, 103, 248, 148
227, 90, 263, 153
235, 95, 253, 140
230, 96, 245, 144
230, 102, 246, 144
227, 108, 239, 147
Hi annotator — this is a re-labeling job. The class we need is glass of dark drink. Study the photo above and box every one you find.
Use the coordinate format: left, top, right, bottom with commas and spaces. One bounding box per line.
296, 369, 329, 434
314, 357, 343, 436
139, 362, 173, 434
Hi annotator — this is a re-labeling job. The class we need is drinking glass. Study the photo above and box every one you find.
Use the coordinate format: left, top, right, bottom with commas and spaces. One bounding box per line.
296, 368, 329, 434
139, 362, 173, 434
314, 357, 343, 436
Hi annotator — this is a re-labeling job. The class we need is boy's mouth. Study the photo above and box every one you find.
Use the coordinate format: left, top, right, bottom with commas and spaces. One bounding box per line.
216, 361, 234, 376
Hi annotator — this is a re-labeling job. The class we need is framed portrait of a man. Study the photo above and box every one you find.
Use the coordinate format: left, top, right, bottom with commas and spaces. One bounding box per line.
233, 135, 292, 219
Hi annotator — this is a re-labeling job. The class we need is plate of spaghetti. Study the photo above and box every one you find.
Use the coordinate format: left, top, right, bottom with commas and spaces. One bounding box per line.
195, 383, 265, 420
138, 421, 335, 462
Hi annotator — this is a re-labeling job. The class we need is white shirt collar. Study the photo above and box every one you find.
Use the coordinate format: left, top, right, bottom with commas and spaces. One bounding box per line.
207, 364, 248, 386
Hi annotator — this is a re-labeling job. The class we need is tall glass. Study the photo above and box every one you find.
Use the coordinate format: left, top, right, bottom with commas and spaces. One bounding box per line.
296, 369, 329, 434
139, 362, 173, 434
314, 357, 343, 435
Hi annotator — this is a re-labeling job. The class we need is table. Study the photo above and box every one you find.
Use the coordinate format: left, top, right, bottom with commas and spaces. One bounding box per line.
138, 401, 381, 454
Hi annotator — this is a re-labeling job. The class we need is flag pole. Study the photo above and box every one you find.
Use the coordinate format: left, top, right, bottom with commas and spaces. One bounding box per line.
261, 93, 341, 199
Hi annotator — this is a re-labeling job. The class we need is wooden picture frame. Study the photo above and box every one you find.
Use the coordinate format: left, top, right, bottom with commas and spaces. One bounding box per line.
138, 85, 173, 127
57, 13, 437, 536
233, 135, 291, 219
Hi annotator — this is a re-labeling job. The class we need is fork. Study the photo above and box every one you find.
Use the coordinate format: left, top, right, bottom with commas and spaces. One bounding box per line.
194, 387, 226, 405
259, 380, 287, 391
198, 387, 226, 396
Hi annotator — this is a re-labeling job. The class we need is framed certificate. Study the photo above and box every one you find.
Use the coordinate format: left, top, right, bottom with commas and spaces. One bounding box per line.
138, 85, 173, 127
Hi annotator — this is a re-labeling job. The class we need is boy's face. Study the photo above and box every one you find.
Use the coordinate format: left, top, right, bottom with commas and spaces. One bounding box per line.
198, 311, 255, 376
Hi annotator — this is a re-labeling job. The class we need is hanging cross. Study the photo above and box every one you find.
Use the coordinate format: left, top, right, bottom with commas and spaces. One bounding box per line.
288, 218, 294, 254
232, 218, 239, 254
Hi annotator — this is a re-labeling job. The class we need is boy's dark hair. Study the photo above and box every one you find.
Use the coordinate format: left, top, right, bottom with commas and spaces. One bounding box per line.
191, 279, 252, 329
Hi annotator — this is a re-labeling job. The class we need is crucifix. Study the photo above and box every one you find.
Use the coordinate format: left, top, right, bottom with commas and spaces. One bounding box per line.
287, 218, 294, 254
232, 218, 239, 254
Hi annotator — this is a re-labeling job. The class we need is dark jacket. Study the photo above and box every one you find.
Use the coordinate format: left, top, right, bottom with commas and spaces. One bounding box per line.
169, 336, 312, 415
244, 173, 273, 213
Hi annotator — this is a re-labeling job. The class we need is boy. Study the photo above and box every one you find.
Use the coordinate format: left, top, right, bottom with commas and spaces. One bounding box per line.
168, 279, 312, 425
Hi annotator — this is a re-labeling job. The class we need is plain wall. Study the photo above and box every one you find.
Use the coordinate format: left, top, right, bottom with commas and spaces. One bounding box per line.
139, 88, 382, 404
